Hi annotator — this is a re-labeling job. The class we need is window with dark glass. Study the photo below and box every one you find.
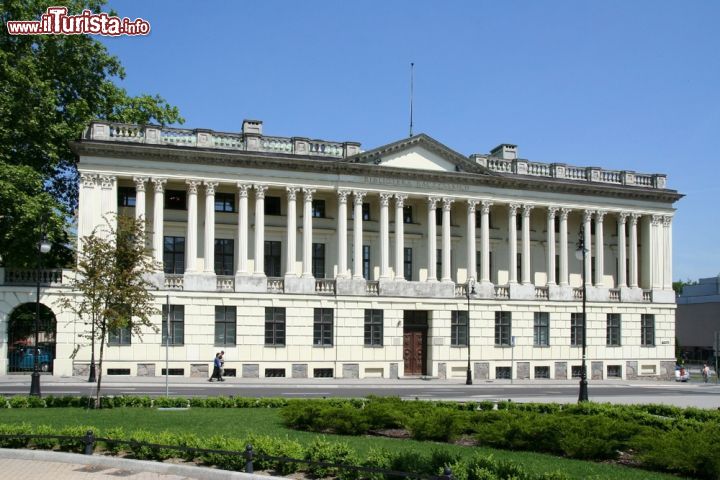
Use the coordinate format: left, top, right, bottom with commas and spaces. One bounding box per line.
362, 203, 371, 221
515, 213, 522, 231
591, 256, 596, 284
554, 216, 560, 233
436, 208, 442, 226
214, 239, 234, 275
362, 245, 371, 280
403, 206, 413, 224
312, 243, 325, 278
265, 307, 286, 346
571, 313, 584, 347
312, 199, 326, 218
215, 192, 235, 212
494, 311, 511, 346
534, 312, 549, 346
641, 314, 655, 346
555, 254, 560, 284
163, 236, 185, 274
162, 305, 184, 345
108, 325, 131, 345
364, 309, 383, 346
476, 250, 481, 280
607, 313, 621, 346
403, 247, 412, 281
165, 190, 186, 210
118, 187, 136, 207
489, 251, 493, 283
215, 306, 236, 346
313, 308, 333, 346
451, 310, 468, 346
264, 240, 281, 277
436, 249, 442, 278
516, 253, 522, 281
265, 196, 281, 216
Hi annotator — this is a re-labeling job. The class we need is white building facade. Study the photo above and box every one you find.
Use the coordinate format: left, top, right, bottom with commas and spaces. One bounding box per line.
0, 120, 681, 380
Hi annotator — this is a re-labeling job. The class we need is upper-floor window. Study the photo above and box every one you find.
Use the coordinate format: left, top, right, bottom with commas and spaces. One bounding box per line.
403, 206, 413, 224
436, 208, 442, 226
165, 190, 186, 210
312, 243, 325, 278
362, 203, 371, 221
362, 245, 371, 280
215, 193, 235, 213
264, 240, 281, 277
118, 187, 136, 207
215, 239, 234, 275
515, 213, 522, 231
163, 236, 185, 274
312, 199, 326, 218
265, 196, 281, 216
108, 325, 131, 345
313, 308, 333, 346
403, 247, 412, 281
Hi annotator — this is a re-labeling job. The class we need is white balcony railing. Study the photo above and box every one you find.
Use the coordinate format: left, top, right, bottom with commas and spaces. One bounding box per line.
164, 274, 184, 290
267, 277, 284, 293
365, 281, 379, 295
315, 279, 336, 295
216, 276, 235, 292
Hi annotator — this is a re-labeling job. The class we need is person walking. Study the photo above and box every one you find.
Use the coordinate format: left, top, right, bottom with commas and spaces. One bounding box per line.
218, 351, 225, 382
209, 352, 222, 382
703, 363, 710, 383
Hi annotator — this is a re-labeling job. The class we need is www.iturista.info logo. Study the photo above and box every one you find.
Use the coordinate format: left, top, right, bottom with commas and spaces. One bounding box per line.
6, 7, 151, 36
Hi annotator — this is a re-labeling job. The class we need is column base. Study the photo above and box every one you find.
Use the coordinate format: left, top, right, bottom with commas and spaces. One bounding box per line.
285, 276, 316, 294
184, 272, 217, 291
234, 274, 267, 293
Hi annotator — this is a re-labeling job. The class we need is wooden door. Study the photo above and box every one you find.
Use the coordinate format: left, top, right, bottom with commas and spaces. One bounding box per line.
403, 329, 426, 376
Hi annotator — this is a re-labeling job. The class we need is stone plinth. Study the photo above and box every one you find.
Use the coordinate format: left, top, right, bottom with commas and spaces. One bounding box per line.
509, 283, 535, 300
474, 362, 489, 380
548, 285, 574, 301
517, 362, 530, 380
234, 275, 267, 293
554, 362, 567, 379
292, 363, 308, 378
190, 363, 208, 377
342, 363, 359, 378
73, 363, 90, 377
184, 273, 216, 291
620, 287, 644, 302
437, 362, 447, 379
379, 280, 454, 298
389, 363, 399, 379
336, 278, 367, 296
242, 364, 259, 378
626, 361, 638, 380
591, 361, 604, 380
137, 363, 156, 377
586, 287, 609, 302
285, 277, 315, 294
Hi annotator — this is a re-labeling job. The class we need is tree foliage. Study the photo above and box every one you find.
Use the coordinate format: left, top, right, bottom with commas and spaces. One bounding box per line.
0, 0, 184, 267
57, 215, 159, 407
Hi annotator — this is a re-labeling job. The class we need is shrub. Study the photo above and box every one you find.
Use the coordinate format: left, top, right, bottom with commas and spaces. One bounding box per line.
304, 437, 359, 480
57, 426, 94, 453
100, 427, 126, 455
31, 425, 57, 450
153, 396, 190, 408
246, 433, 303, 474
0, 423, 31, 448
8, 395, 44, 408
362, 447, 393, 480
407, 409, 469, 441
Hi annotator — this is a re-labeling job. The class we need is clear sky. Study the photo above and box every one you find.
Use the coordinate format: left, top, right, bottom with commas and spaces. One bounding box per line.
103, 1, 720, 282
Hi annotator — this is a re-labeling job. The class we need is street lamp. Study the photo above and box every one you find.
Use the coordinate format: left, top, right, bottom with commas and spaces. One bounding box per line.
575, 227, 589, 402
466, 278, 476, 385
30, 224, 52, 397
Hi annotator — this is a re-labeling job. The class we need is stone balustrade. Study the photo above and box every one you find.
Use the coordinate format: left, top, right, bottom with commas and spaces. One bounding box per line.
1, 269, 64, 286
216, 276, 235, 292
315, 279, 336, 295
267, 277, 284, 293
164, 274, 184, 290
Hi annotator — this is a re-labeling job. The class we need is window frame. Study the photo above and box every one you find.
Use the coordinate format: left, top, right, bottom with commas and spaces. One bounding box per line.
214, 192, 235, 213
108, 325, 132, 345
118, 186, 136, 207
362, 203, 371, 221
165, 190, 187, 210
403, 205, 413, 224
161, 305, 185, 346
364, 309, 383, 347
264, 240, 282, 277
451, 310, 469, 347
641, 314, 655, 347
533, 312, 549, 347
312, 242, 326, 278
215, 306, 237, 346
571, 312, 584, 347
311, 199, 326, 218
403, 247, 412, 281
362, 245, 371, 280
494, 311, 511, 346
163, 236, 185, 274
214, 238, 234, 275
313, 308, 333, 347
606, 313, 621, 346
265, 307, 286, 346
264, 196, 282, 216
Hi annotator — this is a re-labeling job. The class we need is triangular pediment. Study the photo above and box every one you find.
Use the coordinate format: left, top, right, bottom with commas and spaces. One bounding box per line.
347, 134, 493, 175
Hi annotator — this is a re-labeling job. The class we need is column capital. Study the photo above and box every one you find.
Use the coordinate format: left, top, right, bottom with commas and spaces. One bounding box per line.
595, 210, 607, 222
651, 214, 663, 225
81, 173, 97, 188
522, 204, 534, 217
618, 212, 629, 224
254, 184, 268, 199
394, 193, 408, 207
133, 176, 148, 191
662, 215, 673, 227
337, 189, 351, 204
302, 187, 316, 202
427, 196, 440, 209
99, 175, 116, 190
508, 203, 520, 216
467, 199, 479, 212
559, 207, 571, 221
237, 183, 252, 197
151, 177, 167, 193
186, 179, 202, 194
442, 197, 454, 211
629, 212, 641, 225
379, 192, 393, 206
480, 201, 493, 214
204, 181, 219, 195
286, 186, 300, 201
547, 206, 558, 218
353, 190, 366, 205
582, 210, 594, 223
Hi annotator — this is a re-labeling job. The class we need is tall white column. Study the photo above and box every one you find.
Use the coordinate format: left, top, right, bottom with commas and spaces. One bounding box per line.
185, 179, 201, 273
651, 215, 663, 289
379, 193, 392, 279
521, 204, 533, 284
236, 184, 250, 275
285, 187, 299, 276
663, 216, 673, 290
427, 197, 439, 281
617, 213, 628, 288
546, 207, 557, 286
337, 190, 350, 278
151, 178, 166, 267
253, 185, 267, 276
395, 194, 407, 280
629, 213, 639, 288
508, 204, 519, 284
99, 175, 116, 220
302, 188, 315, 277
559, 208, 570, 286
583, 210, 593, 286
352, 191, 366, 279
480, 201, 492, 284
78, 173, 97, 253
133, 177, 148, 238
441, 197, 454, 282
467, 200, 478, 283
594, 210, 605, 286
203, 182, 218, 273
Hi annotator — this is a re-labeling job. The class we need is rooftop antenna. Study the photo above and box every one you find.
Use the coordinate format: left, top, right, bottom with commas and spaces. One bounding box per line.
409, 62, 414, 137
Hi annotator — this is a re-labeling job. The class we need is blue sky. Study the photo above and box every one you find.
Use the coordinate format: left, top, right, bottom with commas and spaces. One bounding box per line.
103, 1, 720, 282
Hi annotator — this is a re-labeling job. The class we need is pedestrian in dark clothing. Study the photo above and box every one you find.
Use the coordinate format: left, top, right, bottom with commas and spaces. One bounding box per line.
218, 351, 225, 381
209, 353, 222, 381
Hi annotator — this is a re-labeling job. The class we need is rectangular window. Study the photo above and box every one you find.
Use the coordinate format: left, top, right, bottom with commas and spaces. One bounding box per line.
516, 253, 522, 281
265, 196, 281, 216
607, 365, 622, 378
108, 325, 131, 345
214, 239, 234, 275
571, 313, 584, 347
489, 251, 493, 283
264, 240, 281, 277
554, 216, 560, 233
436, 208, 442, 226
451, 310, 469, 346
496, 366, 511, 379
591, 256, 596, 284
364, 309, 383, 346
312, 199, 326, 218
313, 308, 333, 346
362, 245, 371, 280
516, 213, 522, 231
436, 248, 442, 278
533, 312, 549, 346
607, 313, 621, 346
161, 305, 184, 346
118, 187, 136, 207
215, 306, 237, 346
476, 250, 481, 280
163, 236, 185, 274
494, 311, 511, 346
362, 203, 371, 221
403, 247, 412, 281
641, 314, 655, 346
555, 254, 560, 284
214, 192, 235, 213
571, 365, 583, 378
165, 190, 186, 210
535, 366, 550, 379
265, 307, 286, 346
312, 243, 325, 278
403, 206, 413, 224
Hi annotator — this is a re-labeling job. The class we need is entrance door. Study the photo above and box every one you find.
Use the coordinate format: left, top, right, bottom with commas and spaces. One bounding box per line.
403, 311, 428, 376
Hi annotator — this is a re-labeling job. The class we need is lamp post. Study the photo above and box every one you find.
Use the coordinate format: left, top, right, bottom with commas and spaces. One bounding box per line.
466, 278, 476, 385
575, 227, 589, 402
30, 221, 52, 397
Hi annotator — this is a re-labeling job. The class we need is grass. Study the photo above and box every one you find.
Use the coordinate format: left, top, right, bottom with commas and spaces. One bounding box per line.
0, 407, 686, 480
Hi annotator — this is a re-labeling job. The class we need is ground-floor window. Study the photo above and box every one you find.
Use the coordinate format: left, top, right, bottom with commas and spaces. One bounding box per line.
451, 311, 468, 346
364, 309, 383, 346
108, 326, 131, 346
494, 311, 511, 346
265, 307, 286, 346
161, 305, 184, 345
571, 313, 584, 347
313, 308, 333, 346
215, 306, 236, 346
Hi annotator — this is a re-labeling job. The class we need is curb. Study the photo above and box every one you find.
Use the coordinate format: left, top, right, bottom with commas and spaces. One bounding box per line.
0, 448, 285, 480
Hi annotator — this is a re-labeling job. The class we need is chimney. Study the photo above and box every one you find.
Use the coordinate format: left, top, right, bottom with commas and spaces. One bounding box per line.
490, 144, 518, 160
242, 119, 263, 135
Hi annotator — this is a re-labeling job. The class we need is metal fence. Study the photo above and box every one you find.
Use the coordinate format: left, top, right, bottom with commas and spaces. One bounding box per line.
0, 431, 453, 480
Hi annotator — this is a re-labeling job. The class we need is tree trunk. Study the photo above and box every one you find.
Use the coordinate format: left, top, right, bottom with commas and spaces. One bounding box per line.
95, 323, 106, 409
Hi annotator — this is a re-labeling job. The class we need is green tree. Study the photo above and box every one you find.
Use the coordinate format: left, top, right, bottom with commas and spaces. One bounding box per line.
0, 0, 184, 268
57, 215, 158, 407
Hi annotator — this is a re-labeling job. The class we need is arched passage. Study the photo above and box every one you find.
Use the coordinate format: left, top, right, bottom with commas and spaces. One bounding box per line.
7, 303, 57, 373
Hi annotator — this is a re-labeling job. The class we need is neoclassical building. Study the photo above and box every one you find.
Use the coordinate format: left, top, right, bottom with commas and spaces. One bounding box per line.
0, 120, 681, 380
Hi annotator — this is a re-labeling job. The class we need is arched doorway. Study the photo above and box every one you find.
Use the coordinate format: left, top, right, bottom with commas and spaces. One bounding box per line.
7, 303, 57, 373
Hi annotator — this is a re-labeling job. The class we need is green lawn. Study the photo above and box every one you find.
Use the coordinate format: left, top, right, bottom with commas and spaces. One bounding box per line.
0, 408, 685, 480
